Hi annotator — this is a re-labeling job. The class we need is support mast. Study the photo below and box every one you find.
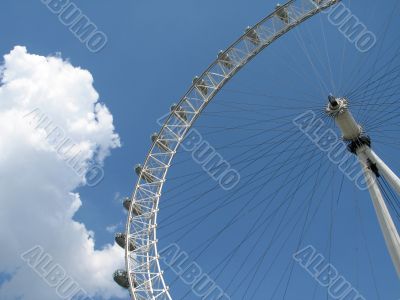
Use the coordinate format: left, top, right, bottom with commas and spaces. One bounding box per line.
326, 95, 400, 277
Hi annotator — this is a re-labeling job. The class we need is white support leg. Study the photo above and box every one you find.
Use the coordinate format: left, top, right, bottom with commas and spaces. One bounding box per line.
365, 148, 400, 197
327, 95, 400, 277
358, 147, 400, 277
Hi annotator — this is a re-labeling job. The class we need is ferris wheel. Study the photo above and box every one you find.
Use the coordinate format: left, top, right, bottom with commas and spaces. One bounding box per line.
112, 0, 400, 299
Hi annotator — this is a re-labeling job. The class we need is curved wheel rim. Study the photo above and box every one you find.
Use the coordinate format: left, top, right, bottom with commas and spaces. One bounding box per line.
125, 1, 341, 299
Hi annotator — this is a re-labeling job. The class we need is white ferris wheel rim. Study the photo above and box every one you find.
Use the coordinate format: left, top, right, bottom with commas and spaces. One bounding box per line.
124, 1, 341, 299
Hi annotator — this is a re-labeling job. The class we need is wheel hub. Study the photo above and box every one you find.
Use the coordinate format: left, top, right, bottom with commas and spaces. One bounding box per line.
325, 95, 371, 154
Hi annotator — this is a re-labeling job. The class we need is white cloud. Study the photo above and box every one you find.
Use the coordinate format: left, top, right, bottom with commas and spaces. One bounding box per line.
106, 224, 120, 234
0, 46, 126, 299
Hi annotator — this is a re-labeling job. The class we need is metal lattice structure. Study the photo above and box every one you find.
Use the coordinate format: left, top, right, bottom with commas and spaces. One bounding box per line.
118, 1, 341, 299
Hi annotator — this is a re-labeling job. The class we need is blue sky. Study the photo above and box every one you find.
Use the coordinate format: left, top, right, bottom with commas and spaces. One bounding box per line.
1, 0, 400, 299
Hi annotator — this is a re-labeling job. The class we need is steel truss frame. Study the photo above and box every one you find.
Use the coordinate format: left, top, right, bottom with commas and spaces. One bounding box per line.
124, 1, 341, 299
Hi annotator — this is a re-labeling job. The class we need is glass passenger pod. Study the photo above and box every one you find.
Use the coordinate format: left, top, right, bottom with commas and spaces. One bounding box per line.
123, 197, 143, 216
135, 164, 157, 183
151, 133, 170, 152
218, 50, 234, 70
245, 26, 261, 45
275, 4, 289, 24
113, 270, 138, 289
170, 103, 188, 123
115, 232, 136, 251
193, 76, 209, 97
123, 197, 131, 211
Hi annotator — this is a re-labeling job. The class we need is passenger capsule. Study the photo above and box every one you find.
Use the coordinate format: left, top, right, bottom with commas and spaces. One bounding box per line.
113, 270, 130, 289
115, 232, 136, 251
245, 26, 261, 45
123, 197, 131, 211
193, 76, 208, 96
132, 203, 142, 216
135, 164, 156, 183
276, 4, 289, 23
218, 51, 234, 69
123, 198, 142, 216
151, 133, 170, 152
170, 104, 188, 122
